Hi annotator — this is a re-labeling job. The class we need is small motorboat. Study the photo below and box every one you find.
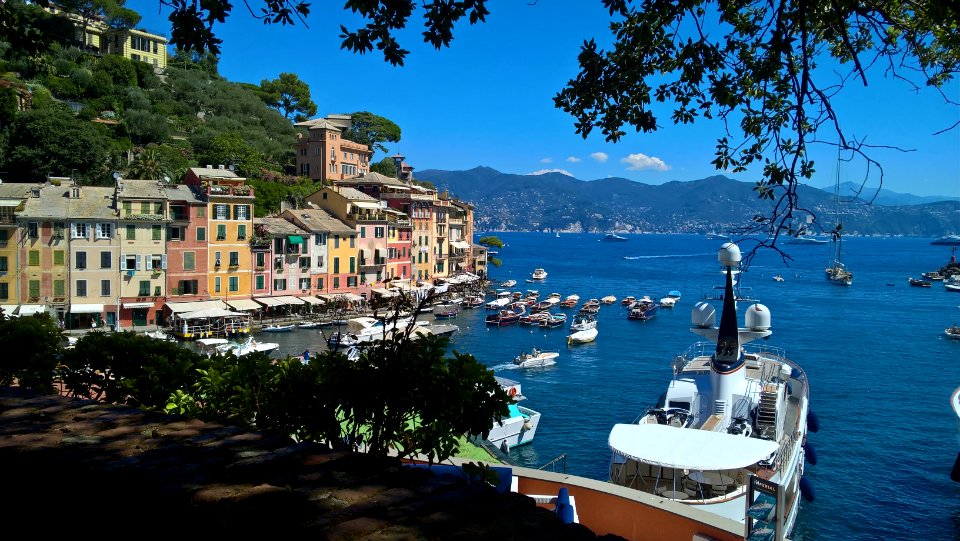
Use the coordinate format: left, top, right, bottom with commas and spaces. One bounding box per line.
262, 324, 296, 332
486, 306, 525, 326
512, 348, 559, 368
501, 279, 517, 287
922, 271, 944, 281
620, 296, 636, 306
908, 277, 932, 288
568, 327, 598, 345
538, 312, 567, 329
570, 313, 597, 332
627, 296, 659, 320
531, 268, 548, 280
946, 325, 960, 340
560, 294, 580, 308
601, 295, 617, 304
296, 321, 323, 329
773, 275, 785, 282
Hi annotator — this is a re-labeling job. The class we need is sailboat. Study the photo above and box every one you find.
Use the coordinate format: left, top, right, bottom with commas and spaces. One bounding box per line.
825, 149, 853, 287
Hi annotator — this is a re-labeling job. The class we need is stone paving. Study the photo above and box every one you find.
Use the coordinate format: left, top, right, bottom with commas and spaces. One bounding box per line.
0, 387, 623, 539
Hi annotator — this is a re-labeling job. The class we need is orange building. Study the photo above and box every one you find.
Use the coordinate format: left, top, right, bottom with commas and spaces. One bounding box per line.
293, 118, 372, 182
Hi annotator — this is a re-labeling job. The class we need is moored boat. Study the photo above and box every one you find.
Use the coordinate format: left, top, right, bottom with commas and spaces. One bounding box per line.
626, 296, 659, 320
531, 268, 548, 280
908, 277, 932, 288
432, 303, 461, 319
922, 271, 944, 281
560, 294, 580, 308
485, 376, 541, 453
486, 305, 525, 326
567, 327, 598, 345
262, 323, 296, 332
621, 296, 636, 306
946, 324, 960, 340
601, 295, 617, 305
607, 242, 814, 539
569, 313, 597, 332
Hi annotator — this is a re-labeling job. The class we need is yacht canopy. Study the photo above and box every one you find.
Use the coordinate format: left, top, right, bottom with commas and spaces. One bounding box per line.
608, 423, 779, 471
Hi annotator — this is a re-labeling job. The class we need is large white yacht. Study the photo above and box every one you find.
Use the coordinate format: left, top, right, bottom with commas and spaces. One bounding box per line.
608, 242, 817, 540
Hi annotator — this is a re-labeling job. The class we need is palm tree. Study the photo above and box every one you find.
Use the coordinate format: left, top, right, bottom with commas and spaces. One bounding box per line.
126, 147, 172, 181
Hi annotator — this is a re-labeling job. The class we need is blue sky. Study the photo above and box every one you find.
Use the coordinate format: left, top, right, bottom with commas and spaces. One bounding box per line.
134, 1, 960, 198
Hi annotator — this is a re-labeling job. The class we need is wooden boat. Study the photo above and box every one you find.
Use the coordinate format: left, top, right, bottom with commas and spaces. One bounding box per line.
627, 296, 659, 321
560, 294, 580, 308
908, 277, 932, 288
620, 296, 636, 306
538, 312, 567, 329
486, 306, 525, 326
296, 321, 323, 329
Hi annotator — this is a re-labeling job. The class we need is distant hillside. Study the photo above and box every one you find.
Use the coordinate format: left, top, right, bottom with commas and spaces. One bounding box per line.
818, 181, 960, 206
418, 167, 960, 236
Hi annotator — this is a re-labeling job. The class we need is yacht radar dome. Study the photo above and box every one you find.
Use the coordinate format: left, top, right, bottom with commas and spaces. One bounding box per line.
718, 242, 742, 267
691, 302, 716, 328
745, 303, 771, 331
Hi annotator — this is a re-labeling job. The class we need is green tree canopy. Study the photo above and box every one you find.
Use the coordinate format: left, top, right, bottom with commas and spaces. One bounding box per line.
341, 111, 401, 155
196, 131, 263, 177
0, 0, 78, 57
2, 106, 111, 182
370, 156, 397, 177
260, 72, 317, 122
126, 146, 173, 180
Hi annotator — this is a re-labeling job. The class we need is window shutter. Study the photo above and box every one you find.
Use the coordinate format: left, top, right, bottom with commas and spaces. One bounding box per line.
135, 254, 142, 270
70, 223, 76, 238
161, 254, 167, 270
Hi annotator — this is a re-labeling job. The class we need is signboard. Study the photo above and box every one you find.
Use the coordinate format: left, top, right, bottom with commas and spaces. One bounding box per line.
745, 475, 783, 541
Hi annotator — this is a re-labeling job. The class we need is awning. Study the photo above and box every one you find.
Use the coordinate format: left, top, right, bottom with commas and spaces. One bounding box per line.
70, 303, 104, 314
122, 302, 154, 309
273, 295, 305, 305
254, 296, 285, 308
166, 300, 228, 313
1, 305, 18, 316
370, 288, 398, 297
0, 200, 21, 207
451, 241, 471, 249
352, 201, 381, 209
287, 235, 304, 245
226, 299, 262, 311
17, 305, 46, 316
299, 296, 325, 305
608, 423, 780, 471
340, 293, 364, 302
179, 307, 245, 320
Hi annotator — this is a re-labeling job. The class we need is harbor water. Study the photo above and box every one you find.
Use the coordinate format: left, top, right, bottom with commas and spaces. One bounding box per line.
247, 233, 960, 541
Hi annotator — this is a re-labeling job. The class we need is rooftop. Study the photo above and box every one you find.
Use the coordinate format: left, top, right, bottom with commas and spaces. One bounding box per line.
117, 179, 167, 199
281, 208, 356, 236
254, 217, 310, 237
0, 387, 612, 539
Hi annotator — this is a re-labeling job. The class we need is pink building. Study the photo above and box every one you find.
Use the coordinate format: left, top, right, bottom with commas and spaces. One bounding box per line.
165, 185, 209, 302
252, 217, 313, 314
293, 118, 372, 183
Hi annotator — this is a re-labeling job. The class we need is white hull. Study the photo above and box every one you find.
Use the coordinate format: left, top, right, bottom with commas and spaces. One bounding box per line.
568, 328, 598, 344
487, 405, 540, 451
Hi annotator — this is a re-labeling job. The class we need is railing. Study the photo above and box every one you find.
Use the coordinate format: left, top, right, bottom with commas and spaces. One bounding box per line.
538, 453, 567, 474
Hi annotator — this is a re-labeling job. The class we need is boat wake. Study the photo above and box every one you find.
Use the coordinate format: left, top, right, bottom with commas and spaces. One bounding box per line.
623, 252, 713, 260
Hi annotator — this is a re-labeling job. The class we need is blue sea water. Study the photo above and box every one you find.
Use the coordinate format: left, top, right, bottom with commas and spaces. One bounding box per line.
256, 233, 960, 541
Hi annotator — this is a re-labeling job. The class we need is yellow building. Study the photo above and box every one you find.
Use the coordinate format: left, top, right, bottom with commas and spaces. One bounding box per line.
117, 179, 169, 328
0, 183, 37, 311
185, 167, 255, 303
42, 4, 168, 69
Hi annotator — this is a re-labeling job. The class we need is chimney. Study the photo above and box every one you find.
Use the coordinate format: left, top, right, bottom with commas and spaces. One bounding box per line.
206, 164, 213, 169
218, 164, 225, 170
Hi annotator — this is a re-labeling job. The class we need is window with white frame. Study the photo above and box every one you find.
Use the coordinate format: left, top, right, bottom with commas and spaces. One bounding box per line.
273, 278, 287, 290
214, 204, 229, 220
121, 254, 138, 271
71, 223, 88, 239
316, 255, 323, 267
299, 278, 310, 290
96, 223, 112, 239
299, 256, 310, 269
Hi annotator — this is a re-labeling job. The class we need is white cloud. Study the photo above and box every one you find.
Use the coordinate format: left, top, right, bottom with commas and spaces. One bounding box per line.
590, 152, 608, 163
527, 169, 574, 177
539, 157, 553, 164
621, 153, 670, 171
566, 156, 581, 163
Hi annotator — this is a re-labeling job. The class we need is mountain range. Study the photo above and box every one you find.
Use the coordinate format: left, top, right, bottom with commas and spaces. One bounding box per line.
415, 167, 959, 237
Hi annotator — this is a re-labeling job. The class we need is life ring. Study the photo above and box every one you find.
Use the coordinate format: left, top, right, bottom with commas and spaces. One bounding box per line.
509, 387, 518, 398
